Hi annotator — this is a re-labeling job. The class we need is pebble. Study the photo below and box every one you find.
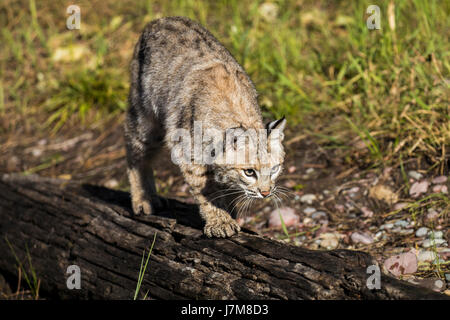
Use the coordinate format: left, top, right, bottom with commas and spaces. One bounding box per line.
351, 232, 374, 244
418, 251, 437, 262
425, 208, 439, 221
393, 202, 408, 211
432, 259, 446, 265
394, 220, 409, 228
432, 176, 447, 184
374, 231, 384, 240
311, 211, 327, 220
422, 238, 447, 248
409, 180, 429, 198
305, 168, 315, 175
380, 223, 394, 230
319, 233, 340, 249
408, 170, 423, 180
348, 186, 360, 193
397, 229, 414, 235
303, 207, 316, 214
299, 194, 317, 205
434, 280, 445, 291
384, 251, 418, 277
428, 230, 444, 239
268, 207, 299, 228
432, 184, 448, 194
104, 179, 119, 189
415, 227, 429, 237
360, 206, 373, 218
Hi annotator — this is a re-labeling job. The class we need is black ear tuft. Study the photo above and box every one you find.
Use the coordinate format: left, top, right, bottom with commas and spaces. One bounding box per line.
266, 116, 286, 136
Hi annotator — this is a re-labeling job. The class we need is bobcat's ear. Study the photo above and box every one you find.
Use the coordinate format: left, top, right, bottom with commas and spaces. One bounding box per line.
266, 116, 286, 137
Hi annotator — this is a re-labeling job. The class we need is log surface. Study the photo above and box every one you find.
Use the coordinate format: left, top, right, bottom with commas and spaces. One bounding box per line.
0, 173, 446, 300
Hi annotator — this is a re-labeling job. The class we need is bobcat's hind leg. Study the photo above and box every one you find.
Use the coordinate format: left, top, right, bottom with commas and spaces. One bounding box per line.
125, 131, 163, 215
127, 161, 158, 215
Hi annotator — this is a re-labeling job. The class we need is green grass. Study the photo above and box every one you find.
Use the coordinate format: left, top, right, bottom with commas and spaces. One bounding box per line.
5, 237, 40, 299
0, 0, 448, 169
134, 233, 157, 300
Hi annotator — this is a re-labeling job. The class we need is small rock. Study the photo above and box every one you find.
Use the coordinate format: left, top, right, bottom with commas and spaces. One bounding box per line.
302, 217, 313, 225
432, 184, 448, 194
394, 220, 409, 228
369, 184, 398, 204
415, 227, 429, 237
360, 206, 374, 218
393, 202, 408, 211
311, 211, 327, 220
432, 176, 447, 184
434, 280, 445, 291
425, 208, 439, 221
422, 238, 446, 248
31, 148, 43, 157
303, 207, 316, 214
418, 251, 437, 262
408, 170, 423, 180
380, 223, 394, 230
288, 166, 296, 173
384, 251, 418, 277
319, 232, 341, 249
432, 259, 446, 265
397, 229, 414, 235
374, 231, 384, 240
299, 194, 317, 205
351, 232, 373, 245
284, 180, 296, 188
268, 207, 299, 228
438, 248, 450, 260
323, 189, 330, 196
409, 180, 429, 198
104, 179, 119, 189
305, 168, 315, 175
428, 230, 443, 239
348, 186, 360, 193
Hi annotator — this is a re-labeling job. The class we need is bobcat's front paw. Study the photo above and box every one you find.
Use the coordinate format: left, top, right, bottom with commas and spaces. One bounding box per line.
131, 196, 153, 215
204, 214, 241, 238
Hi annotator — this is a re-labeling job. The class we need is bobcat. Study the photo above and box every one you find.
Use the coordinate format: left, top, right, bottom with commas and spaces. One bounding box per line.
125, 17, 287, 238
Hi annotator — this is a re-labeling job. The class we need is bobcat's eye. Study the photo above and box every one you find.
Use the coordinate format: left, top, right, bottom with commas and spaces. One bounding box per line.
271, 165, 280, 174
243, 169, 256, 177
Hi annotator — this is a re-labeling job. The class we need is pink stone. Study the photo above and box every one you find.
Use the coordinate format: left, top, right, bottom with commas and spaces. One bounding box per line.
409, 180, 429, 198
432, 185, 448, 194
384, 251, 418, 277
268, 207, 299, 228
432, 176, 447, 184
351, 232, 373, 244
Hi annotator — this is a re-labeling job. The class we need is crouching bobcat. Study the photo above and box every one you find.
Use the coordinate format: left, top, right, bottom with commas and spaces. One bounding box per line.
125, 17, 286, 238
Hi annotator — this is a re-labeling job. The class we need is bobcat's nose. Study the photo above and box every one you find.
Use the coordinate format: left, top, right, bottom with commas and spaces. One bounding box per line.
260, 190, 271, 198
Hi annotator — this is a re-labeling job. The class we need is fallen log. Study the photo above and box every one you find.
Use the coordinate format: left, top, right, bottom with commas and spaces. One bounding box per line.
0, 173, 446, 299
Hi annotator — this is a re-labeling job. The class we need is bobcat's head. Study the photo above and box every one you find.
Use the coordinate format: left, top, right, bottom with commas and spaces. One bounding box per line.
213, 117, 288, 216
